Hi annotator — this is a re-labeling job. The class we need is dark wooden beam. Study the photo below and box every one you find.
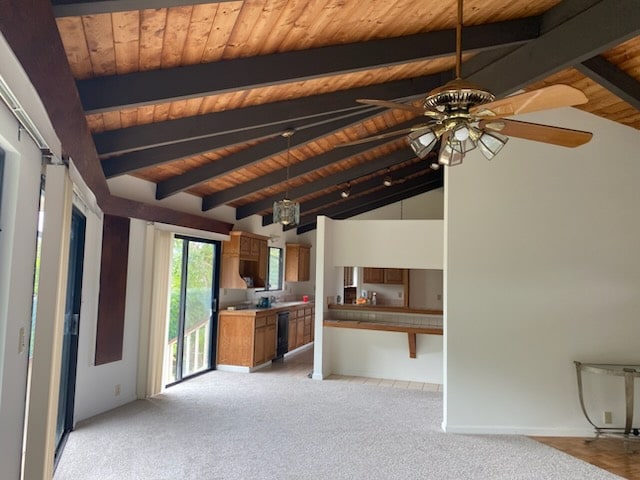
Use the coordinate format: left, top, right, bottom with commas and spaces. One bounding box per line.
466, 0, 640, 96
155, 108, 381, 200
576, 56, 640, 110
293, 172, 442, 226
95, 75, 444, 157
0, 0, 233, 235
102, 196, 232, 233
295, 174, 444, 234
77, 17, 540, 113
53, 0, 232, 17
101, 108, 371, 178
208, 120, 419, 212
262, 161, 431, 226
231, 148, 421, 218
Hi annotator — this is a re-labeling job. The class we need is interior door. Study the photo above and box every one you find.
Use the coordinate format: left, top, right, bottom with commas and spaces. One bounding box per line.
166, 236, 220, 386
55, 207, 86, 458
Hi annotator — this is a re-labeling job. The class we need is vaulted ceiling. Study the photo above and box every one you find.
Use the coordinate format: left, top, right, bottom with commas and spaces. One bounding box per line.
5, 1, 640, 233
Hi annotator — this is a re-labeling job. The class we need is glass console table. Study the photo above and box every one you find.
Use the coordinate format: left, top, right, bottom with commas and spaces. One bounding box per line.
574, 361, 640, 440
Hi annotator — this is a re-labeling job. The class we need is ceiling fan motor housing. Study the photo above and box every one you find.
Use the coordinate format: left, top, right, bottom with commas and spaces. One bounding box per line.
423, 79, 495, 113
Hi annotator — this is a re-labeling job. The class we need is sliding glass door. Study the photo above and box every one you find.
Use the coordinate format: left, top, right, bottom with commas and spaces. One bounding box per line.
55, 207, 86, 457
166, 236, 220, 386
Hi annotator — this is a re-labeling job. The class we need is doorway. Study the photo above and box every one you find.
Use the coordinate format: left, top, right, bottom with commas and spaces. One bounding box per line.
165, 236, 220, 386
55, 207, 86, 459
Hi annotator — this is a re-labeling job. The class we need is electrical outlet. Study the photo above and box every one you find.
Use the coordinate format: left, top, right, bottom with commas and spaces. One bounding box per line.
603, 411, 612, 424
114, 384, 121, 397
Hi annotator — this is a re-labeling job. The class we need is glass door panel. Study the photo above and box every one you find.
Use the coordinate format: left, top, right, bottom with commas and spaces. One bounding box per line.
166, 236, 219, 386
182, 241, 213, 378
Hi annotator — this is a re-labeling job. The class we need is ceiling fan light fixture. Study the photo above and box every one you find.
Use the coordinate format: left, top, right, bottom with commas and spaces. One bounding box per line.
273, 198, 300, 226
408, 128, 439, 159
439, 143, 464, 167
449, 136, 476, 155
452, 122, 470, 141
478, 130, 508, 160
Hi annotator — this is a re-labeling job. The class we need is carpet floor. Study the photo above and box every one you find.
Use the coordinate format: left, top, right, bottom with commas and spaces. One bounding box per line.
54, 359, 622, 479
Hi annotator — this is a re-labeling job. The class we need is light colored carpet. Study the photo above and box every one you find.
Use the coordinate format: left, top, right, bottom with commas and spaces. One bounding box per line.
54, 366, 621, 479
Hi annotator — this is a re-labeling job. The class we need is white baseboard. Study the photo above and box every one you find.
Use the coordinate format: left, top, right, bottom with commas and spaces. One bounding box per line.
216, 364, 251, 373
441, 424, 595, 437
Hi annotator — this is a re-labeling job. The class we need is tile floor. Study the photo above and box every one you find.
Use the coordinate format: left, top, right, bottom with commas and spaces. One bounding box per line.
262, 344, 442, 391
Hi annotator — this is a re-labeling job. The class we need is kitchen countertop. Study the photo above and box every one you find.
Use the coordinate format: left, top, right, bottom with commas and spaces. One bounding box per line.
221, 301, 312, 315
327, 304, 443, 315
324, 319, 443, 335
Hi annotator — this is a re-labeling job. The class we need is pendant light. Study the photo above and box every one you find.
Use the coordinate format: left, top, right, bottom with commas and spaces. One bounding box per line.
273, 129, 300, 226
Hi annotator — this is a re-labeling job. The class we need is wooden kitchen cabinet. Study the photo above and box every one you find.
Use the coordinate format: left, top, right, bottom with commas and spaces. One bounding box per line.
288, 309, 298, 352
218, 311, 276, 367
217, 304, 314, 369
285, 243, 311, 282
220, 231, 269, 289
363, 267, 407, 285
287, 304, 315, 351
363, 267, 384, 283
384, 268, 405, 284
254, 312, 276, 366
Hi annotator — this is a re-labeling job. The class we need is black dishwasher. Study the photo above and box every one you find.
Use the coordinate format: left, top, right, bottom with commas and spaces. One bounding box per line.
275, 311, 289, 360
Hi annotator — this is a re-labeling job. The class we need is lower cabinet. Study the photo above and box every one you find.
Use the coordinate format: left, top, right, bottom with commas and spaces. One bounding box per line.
254, 313, 276, 366
217, 304, 314, 369
217, 311, 276, 368
289, 304, 314, 351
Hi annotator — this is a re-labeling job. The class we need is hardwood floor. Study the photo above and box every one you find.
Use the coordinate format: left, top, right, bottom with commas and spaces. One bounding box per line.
534, 436, 640, 479
264, 348, 640, 479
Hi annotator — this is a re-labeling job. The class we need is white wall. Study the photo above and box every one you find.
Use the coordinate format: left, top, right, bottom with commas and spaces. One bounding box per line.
331, 219, 443, 269
73, 218, 144, 423
353, 187, 444, 220
444, 108, 640, 436
326, 328, 443, 383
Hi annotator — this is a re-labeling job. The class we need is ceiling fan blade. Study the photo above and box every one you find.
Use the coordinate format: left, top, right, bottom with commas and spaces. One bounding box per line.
480, 119, 593, 147
356, 99, 444, 119
470, 85, 589, 119
336, 127, 425, 147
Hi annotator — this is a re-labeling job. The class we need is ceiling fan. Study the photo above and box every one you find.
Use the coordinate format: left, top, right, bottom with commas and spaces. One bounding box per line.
341, 0, 593, 166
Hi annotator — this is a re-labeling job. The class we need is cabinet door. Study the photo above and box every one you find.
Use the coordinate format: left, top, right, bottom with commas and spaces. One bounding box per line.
296, 317, 304, 348
285, 245, 300, 282
288, 318, 297, 351
250, 237, 261, 257
363, 267, 384, 283
299, 247, 310, 281
254, 325, 266, 366
258, 240, 268, 284
239, 236, 251, 256
384, 268, 405, 284
265, 322, 276, 361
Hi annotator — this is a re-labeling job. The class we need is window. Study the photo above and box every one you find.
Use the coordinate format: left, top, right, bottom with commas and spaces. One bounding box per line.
265, 247, 283, 291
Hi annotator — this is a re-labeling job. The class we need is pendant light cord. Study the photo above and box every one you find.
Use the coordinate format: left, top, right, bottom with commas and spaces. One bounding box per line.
282, 129, 294, 199
455, 0, 463, 80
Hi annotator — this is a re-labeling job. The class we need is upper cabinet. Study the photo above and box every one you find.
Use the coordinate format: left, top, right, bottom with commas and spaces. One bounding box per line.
363, 267, 407, 285
221, 231, 269, 289
285, 243, 311, 282
362, 267, 384, 284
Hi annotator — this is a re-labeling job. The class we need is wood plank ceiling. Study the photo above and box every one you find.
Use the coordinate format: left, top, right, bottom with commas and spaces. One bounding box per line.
52, 0, 640, 233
